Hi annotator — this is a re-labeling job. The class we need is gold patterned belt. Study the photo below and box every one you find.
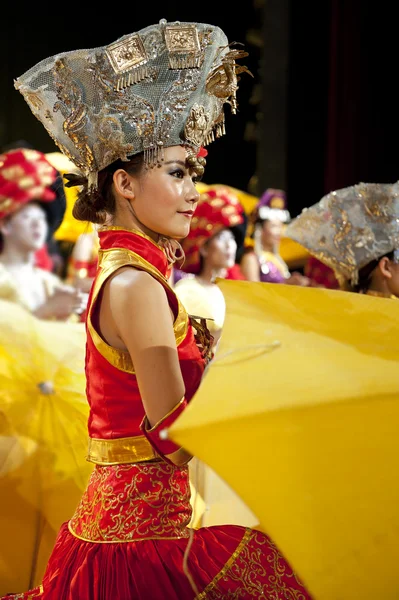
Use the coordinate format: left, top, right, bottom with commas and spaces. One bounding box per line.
69, 462, 192, 543
87, 434, 158, 465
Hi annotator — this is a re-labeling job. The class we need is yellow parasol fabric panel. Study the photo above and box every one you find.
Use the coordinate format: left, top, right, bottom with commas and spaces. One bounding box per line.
0, 298, 206, 593
168, 279, 399, 599
0, 300, 93, 594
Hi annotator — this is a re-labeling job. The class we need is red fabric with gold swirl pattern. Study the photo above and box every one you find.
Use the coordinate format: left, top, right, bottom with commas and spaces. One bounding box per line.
3, 461, 311, 599
69, 463, 192, 543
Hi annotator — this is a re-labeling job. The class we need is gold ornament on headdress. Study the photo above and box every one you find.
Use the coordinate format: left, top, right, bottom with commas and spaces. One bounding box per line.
206, 45, 253, 115
105, 34, 150, 90
164, 23, 202, 70
186, 150, 207, 179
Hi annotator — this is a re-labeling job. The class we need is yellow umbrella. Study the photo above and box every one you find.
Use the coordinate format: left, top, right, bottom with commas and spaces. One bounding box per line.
0, 299, 205, 594
0, 300, 93, 595
168, 280, 399, 599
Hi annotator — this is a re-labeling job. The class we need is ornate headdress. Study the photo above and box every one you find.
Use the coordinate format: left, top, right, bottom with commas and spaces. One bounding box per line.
251, 188, 290, 224
285, 182, 399, 285
180, 185, 246, 274
14, 20, 250, 190
0, 148, 58, 220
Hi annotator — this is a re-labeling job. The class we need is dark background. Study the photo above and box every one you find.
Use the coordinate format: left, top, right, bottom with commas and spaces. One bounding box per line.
1, 1, 398, 218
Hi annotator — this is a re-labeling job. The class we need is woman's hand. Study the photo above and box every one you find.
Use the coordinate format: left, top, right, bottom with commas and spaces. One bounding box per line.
286, 271, 311, 286
34, 285, 88, 320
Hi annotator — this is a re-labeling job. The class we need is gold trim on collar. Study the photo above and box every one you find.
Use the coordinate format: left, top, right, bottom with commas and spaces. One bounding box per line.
87, 434, 157, 465
97, 225, 164, 253
87, 247, 188, 373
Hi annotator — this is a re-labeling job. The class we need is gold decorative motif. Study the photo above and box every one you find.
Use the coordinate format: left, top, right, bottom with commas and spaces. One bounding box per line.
165, 24, 202, 69
206, 47, 252, 114
189, 315, 214, 365
87, 434, 157, 465
52, 59, 97, 175
184, 104, 211, 148
186, 149, 207, 178
195, 529, 252, 598
106, 34, 150, 89
68, 462, 192, 542
196, 530, 308, 599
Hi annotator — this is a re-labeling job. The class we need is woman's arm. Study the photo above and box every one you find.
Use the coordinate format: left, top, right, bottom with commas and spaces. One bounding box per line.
104, 267, 185, 427
240, 251, 261, 282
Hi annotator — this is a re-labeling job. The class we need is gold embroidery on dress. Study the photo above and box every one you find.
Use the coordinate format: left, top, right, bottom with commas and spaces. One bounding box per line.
87, 246, 188, 373
69, 463, 192, 543
11, 586, 44, 599
196, 530, 308, 599
195, 528, 252, 598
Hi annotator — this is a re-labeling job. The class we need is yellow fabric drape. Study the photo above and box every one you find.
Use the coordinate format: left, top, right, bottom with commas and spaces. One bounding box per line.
169, 280, 399, 600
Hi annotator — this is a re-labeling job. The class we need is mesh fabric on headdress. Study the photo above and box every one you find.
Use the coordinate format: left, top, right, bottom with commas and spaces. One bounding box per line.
14, 20, 249, 186
285, 182, 399, 285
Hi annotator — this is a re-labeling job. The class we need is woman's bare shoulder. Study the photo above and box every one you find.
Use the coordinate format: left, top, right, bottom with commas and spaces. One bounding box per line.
107, 266, 168, 311
241, 249, 257, 263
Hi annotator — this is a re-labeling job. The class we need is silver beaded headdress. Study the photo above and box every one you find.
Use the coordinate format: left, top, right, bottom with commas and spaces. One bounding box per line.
285, 182, 399, 285
14, 19, 250, 190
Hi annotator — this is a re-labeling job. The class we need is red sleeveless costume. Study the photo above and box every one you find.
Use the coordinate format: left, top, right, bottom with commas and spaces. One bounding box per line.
2, 228, 311, 599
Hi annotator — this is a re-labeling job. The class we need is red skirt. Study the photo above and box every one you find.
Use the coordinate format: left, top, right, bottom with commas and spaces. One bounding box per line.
2, 462, 311, 599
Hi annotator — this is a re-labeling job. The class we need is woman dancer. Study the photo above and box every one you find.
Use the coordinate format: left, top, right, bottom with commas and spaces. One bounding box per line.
6, 19, 311, 598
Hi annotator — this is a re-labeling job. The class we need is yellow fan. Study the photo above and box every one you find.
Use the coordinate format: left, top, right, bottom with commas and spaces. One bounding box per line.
169, 279, 399, 599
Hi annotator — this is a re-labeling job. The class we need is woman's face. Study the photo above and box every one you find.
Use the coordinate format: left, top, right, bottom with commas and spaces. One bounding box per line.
128, 145, 200, 240
1, 202, 48, 252
386, 259, 399, 297
202, 228, 237, 270
261, 218, 284, 249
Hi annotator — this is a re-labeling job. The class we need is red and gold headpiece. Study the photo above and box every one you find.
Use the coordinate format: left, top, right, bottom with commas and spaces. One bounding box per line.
0, 148, 57, 220
180, 185, 246, 274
